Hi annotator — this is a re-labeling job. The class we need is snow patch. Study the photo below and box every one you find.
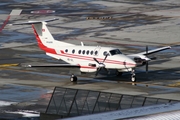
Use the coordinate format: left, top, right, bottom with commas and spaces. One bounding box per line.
0, 101, 17, 106
5, 110, 40, 117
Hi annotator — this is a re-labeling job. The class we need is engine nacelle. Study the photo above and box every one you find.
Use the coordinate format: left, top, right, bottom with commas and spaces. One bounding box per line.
80, 68, 97, 73
134, 57, 146, 66
128, 54, 150, 67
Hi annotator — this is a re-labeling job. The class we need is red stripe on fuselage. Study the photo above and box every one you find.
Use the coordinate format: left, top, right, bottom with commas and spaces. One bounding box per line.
80, 66, 96, 69
77, 64, 96, 69
56, 52, 135, 66
58, 52, 134, 66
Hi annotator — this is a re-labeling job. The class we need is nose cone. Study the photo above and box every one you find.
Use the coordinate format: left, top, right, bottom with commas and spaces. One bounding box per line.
125, 57, 136, 68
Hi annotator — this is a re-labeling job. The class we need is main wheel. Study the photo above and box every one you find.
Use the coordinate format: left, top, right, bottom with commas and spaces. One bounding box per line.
70, 75, 77, 82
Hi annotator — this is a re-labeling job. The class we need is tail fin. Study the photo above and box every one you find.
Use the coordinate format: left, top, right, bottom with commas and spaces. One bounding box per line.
10, 18, 74, 49
33, 21, 74, 49
32, 22, 56, 48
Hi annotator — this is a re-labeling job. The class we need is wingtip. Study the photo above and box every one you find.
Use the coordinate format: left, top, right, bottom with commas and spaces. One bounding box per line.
166, 46, 171, 49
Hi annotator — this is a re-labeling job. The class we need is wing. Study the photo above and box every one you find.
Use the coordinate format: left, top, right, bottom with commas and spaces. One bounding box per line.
137, 46, 171, 55
20, 62, 97, 73
20, 63, 80, 68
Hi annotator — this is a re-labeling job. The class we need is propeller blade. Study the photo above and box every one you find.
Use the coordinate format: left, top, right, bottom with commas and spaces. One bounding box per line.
94, 55, 109, 77
93, 58, 100, 64
103, 68, 109, 74
95, 68, 101, 76
146, 45, 148, 54
146, 61, 148, 73
103, 54, 108, 63
146, 46, 149, 74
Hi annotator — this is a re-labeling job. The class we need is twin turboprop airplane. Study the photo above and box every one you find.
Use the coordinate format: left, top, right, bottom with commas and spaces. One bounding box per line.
11, 18, 171, 82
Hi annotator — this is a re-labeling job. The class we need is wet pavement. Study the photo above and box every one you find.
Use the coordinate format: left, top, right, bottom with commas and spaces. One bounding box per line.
0, 0, 180, 119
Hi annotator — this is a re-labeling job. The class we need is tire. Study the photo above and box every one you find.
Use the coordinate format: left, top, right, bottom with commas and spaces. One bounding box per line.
70, 76, 77, 82
131, 75, 136, 82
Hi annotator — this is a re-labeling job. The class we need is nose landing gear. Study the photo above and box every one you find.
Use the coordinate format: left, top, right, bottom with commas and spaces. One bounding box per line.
131, 69, 136, 82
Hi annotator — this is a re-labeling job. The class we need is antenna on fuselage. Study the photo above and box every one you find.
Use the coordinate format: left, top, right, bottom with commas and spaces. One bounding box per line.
81, 42, 84, 46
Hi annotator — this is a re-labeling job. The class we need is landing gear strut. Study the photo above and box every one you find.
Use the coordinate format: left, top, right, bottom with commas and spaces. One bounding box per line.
70, 74, 77, 82
131, 69, 136, 82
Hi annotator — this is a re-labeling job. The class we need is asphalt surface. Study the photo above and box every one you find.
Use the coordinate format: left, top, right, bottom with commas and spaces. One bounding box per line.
0, 0, 180, 119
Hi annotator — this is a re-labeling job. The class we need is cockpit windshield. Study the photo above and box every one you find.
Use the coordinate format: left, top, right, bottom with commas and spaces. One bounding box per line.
109, 49, 122, 56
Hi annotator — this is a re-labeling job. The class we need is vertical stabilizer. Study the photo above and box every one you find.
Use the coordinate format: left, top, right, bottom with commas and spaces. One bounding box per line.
33, 22, 55, 46
32, 22, 74, 48
32, 22, 58, 49
11, 18, 75, 49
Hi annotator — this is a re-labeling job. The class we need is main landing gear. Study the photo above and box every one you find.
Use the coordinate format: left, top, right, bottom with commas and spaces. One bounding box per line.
70, 70, 136, 82
131, 69, 136, 82
70, 74, 77, 82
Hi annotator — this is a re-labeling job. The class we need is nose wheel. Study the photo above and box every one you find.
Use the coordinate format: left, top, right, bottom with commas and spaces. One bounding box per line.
70, 74, 77, 82
131, 69, 136, 82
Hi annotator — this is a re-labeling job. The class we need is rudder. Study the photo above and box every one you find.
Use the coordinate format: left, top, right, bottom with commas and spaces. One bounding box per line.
33, 22, 57, 48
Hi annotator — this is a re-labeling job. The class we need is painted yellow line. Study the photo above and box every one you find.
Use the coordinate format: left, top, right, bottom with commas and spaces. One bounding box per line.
168, 82, 180, 87
0, 63, 19, 67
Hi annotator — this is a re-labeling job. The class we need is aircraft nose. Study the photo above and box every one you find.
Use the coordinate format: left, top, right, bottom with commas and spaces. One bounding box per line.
125, 58, 136, 68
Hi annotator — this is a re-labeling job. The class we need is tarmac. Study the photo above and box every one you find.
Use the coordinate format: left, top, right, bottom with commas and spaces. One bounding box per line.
0, 0, 180, 119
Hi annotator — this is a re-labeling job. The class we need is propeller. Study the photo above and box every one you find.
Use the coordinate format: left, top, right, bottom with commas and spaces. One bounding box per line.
93, 54, 109, 76
146, 45, 148, 73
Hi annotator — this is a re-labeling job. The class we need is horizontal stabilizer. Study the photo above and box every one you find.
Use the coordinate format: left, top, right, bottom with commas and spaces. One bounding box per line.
9, 18, 59, 25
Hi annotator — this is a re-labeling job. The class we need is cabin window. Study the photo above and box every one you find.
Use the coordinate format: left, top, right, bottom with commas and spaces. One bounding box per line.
72, 49, 75, 54
65, 49, 68, 52
86, 50, 89, 55
109, 49, 122, 56
95, 51, 98, 55
78, 50, 81, 54
82, 50, 85, 54
90, 51, 93, 55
